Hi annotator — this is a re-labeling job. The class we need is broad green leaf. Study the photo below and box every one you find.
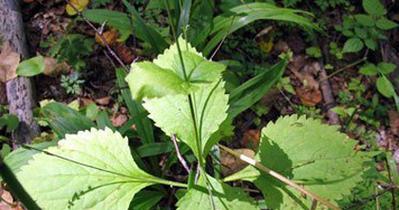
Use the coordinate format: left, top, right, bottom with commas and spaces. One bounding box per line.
127, 39, 226, 100
354, 27, 368, 39
376, 76, 395, 98
376, 17, 398, 30
226, 115, 371, 209
41, 102, 95, 138
342, 38, 364, 53
127, 62, 191, 100
364, 38, 377, 50
203, 2, 318, 55
3, 141, 57, 179
130, 190, 164, 210
137, 142, 174, 158
16, 56, 45, 77
377, 62, 396, 75
362, 0, 386, 16
83, 9, 132, 41
0, 144, 11, 158
0, 114, 19, 132
126, 38, 228, 159
177, 174, 258, 210
359, 63, 378, 76
354, 14, 374, 27
17, 128, 168, 210
203, 60, 287, 155
84, 103, 99, 121
144, 81, 228, 159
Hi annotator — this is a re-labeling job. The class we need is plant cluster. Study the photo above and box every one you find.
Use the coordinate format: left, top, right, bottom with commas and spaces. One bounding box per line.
1, 0, 398, 209
336, 0, 398, 53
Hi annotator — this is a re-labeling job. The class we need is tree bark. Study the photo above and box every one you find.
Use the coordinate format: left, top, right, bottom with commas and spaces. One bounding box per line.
0, 0, 39, 148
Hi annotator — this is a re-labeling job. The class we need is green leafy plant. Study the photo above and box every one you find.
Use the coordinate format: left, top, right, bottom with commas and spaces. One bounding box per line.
60, 73, 85, 95
49, 34, 94, 71
0, 114, 19, 133
16, 56, 45, 77
6, 38, 374, 210
336, 0, 398, 53
84, 2, 317, 55
359, 62, 397, 98
305, 46, 322, 58
224, 115, 371, 209
276, 76, 295, 94
329, 42, 344, 59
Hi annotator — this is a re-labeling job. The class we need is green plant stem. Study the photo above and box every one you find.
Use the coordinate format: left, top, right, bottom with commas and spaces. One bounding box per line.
393, 93, 399, 112
343, 107, 358, 132
385, 157, 397, 210
152, 178, 188, 188
164, 0, 204, 166
218, 144, 340, 210
0, 156, 41, 210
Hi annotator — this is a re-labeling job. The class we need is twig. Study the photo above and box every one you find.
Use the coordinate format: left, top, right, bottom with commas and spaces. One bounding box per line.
317, 61, 340, 124
322, 57, 367, 81
218, 144, 340, 210
65, 0, 129, 71
209, 15, 236, 60
171, 134, 190, 174
279, 87, 295, 107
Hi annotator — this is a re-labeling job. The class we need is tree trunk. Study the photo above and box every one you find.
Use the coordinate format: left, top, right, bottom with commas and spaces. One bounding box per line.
0, 0, 40, 148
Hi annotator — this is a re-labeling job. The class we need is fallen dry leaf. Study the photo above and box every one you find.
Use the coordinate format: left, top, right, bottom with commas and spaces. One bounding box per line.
0, 42, 20, 82
95, 96, 111, 106
221, 148, 255, 176
289, 57, 322, 106
242, 129, 260, 149
114, 43, 135, 64
42, 57, 71, 76
111, 113, 128, 127
95, 29, 119, 47
295, 87, 322, 106
80, 97, 95, 107
0, 187, 23, 210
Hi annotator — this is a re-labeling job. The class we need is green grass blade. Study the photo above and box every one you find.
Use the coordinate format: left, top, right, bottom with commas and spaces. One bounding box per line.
116, 68, 155, 145
228, 59, 287, 118
203, 2, 318, 56
177, 0, 192, 36
122, 0, 169, 53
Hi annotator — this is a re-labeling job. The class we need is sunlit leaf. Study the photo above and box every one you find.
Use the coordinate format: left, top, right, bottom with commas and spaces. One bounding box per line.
17, 128, 168, 210
226, 115, 371, 209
